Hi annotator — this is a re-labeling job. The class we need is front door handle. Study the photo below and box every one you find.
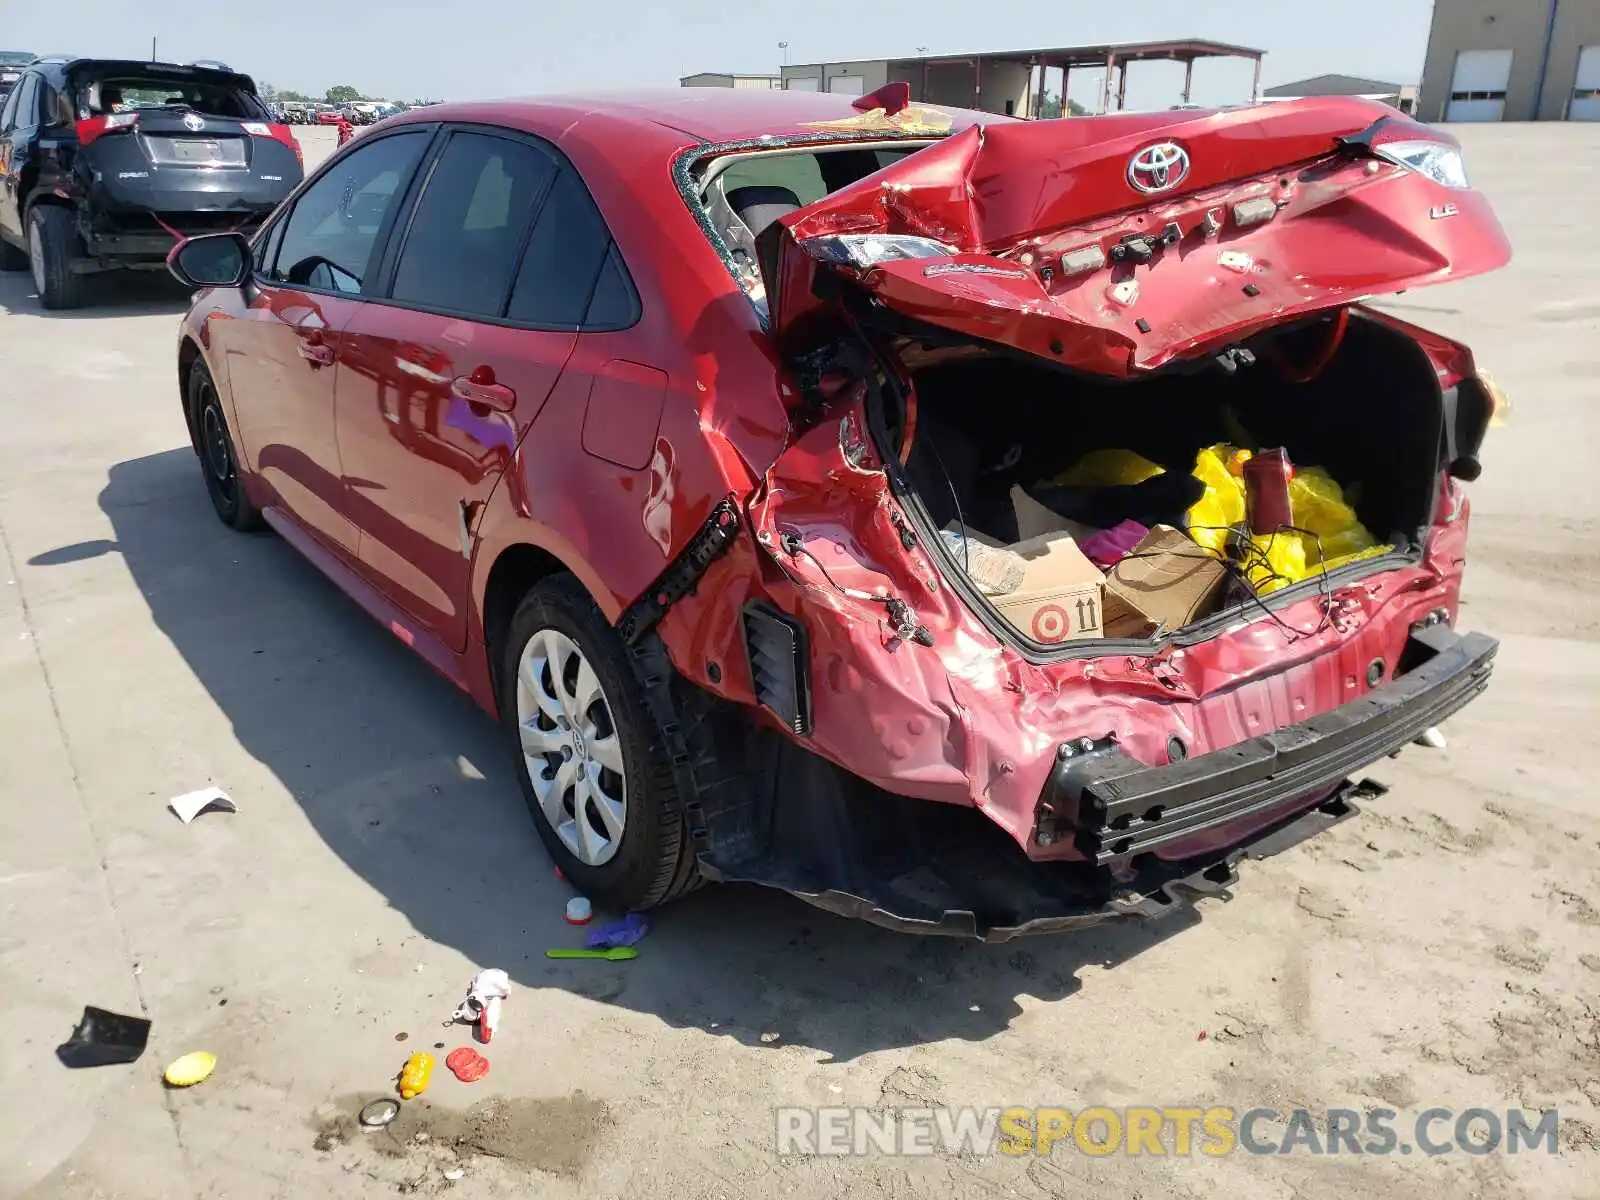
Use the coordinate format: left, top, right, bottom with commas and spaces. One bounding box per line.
451, 366, 515, 412
297, 329, 335, 366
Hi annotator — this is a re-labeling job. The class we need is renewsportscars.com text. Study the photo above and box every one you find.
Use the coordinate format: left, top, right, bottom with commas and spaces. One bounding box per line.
775, 1105, 1562, 1158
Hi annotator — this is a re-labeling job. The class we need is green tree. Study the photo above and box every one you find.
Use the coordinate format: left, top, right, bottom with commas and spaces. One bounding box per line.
325, 84, 362, 103
1037, 93, 1090, 118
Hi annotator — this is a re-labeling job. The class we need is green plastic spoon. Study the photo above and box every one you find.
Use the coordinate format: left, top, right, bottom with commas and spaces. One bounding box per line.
546, 947, 638, 961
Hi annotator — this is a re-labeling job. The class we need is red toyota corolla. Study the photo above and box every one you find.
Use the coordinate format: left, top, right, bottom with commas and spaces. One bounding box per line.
168, 87, 1509, 939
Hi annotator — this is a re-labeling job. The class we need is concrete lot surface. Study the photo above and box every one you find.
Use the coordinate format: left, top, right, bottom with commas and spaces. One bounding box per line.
0, 123, 1596, 1199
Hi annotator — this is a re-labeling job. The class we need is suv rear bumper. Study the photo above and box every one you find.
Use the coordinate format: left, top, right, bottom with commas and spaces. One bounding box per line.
78, 219, 267, 270
1038, 626, 1496, 865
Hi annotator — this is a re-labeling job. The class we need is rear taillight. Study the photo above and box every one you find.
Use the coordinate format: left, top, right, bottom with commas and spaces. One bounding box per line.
75, 111, 139, 145
243, 121, 304, 166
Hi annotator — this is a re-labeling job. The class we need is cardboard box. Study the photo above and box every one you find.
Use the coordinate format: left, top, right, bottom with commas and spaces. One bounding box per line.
1102, 525, 1228, 638
1011, 484, 1097, 544
990, 531, 1104, 643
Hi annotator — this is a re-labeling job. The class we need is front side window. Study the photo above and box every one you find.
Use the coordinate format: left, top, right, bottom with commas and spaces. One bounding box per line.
269, 130, 428, 294
253, 216, 286, 276
389, 130, 556, 317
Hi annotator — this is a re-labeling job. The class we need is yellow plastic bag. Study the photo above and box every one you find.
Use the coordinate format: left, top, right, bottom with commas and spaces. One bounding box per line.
1249, 531, 1309, 595
1184, 448, 1388, 591
1186, 444, 1247, 555
1051, 448, 1166, 489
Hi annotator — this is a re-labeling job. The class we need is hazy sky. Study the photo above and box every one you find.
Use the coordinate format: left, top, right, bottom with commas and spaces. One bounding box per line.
0, 0, 1436, 110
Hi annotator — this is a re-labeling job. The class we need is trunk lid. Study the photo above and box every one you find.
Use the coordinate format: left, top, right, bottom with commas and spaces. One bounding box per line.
67, 62, 302, 206
130, 109, 255, 169
761, 98, 1511, 376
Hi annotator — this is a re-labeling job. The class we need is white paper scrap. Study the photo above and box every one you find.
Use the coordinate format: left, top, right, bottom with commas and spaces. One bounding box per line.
169, 787, 237, 824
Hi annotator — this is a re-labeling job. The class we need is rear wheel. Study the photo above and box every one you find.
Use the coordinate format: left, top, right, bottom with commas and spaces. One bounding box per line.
500, 576, 702, 912
188, 359, 264, 532
29, 205, 87, 310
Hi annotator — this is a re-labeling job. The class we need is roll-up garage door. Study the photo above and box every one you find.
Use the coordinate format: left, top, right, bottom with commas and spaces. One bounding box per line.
1572, 47, 1600, 120
1446, 49, 1512, 121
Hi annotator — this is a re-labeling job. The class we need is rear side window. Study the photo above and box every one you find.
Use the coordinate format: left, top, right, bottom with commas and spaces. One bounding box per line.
505, 167, 637, 329
5, 76, 38, 129
42, 83, 70, 127
269, 130, 427, 293
0, 80, 21, 131
389, 131, 557, 318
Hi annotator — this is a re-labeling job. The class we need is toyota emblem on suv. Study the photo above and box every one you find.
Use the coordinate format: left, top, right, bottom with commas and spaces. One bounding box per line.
183, 113, 207, 132
1127, 142, 1190, 194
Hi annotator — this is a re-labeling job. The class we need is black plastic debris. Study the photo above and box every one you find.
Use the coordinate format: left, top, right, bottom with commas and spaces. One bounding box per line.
56, 1006, 151, 1068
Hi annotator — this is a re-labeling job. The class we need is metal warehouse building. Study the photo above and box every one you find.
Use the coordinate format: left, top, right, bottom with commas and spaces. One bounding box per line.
1419, 0, 1600, 120
678, 72, 781, 90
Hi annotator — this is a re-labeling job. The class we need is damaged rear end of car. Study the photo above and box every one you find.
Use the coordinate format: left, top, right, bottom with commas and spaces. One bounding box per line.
63, 60, 303, 267
656, 95, 1509, 939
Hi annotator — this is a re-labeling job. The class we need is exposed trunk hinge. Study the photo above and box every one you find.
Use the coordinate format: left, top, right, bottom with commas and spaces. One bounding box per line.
616, 497, 742, 645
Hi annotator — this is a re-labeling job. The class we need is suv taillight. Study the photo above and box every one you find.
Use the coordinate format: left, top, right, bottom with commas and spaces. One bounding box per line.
242, 120, 303, 166
75, 111, 139, 145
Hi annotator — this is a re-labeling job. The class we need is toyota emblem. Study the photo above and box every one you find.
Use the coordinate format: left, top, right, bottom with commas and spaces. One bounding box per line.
183, 113, 207, 132
1127, 142, 1190, 194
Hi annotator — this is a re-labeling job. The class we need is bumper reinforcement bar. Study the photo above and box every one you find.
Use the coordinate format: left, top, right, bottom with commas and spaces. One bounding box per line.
1039, 627, 1497, 865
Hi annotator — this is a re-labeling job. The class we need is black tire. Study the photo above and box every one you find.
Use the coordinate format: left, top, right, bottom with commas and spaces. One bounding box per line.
28, 205, 86, 310
187, 359, 265, 532
500, 576, 702, 912
0, 236, 26, 271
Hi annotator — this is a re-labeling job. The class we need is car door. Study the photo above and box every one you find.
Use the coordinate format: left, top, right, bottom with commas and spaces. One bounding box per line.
220, 128, 431, 557
0, 74, 38, 243
336, 126, 632, 651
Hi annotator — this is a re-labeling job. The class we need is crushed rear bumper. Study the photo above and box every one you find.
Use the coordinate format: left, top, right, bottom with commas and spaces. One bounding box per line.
693, 626, 1495, 941
1038, 626, 1497, 865
77, 214, 268, 270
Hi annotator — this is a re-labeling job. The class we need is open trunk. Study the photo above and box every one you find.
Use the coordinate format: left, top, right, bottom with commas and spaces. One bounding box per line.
736, 94, 1509, 654
885, 307, 1448, 648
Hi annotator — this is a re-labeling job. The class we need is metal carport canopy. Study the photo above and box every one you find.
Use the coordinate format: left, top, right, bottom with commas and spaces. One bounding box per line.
891, 38, 1266, 115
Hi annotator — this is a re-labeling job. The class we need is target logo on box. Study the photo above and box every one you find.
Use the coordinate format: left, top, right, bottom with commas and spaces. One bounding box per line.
992, 533, 1104, 644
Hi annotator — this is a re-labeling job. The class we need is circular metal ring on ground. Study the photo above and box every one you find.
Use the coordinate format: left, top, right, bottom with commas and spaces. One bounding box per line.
359, 1098, 401, 1128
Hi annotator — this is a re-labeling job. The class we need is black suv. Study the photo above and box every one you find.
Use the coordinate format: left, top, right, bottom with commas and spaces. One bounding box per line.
0, 57, 304, 308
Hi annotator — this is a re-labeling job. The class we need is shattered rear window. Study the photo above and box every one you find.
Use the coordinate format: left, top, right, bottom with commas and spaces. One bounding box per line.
76, 73, 265, 120
691, 141, 931, 317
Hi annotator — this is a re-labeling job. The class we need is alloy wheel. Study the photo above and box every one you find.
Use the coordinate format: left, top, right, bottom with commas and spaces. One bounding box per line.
515, 628, 628, 866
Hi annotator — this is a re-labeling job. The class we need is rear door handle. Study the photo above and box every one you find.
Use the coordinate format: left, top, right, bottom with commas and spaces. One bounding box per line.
297, 330, 335, 366
451, 367, 515, 412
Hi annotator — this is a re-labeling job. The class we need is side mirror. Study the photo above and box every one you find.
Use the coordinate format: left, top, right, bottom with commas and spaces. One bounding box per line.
167, 232, 252, 289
